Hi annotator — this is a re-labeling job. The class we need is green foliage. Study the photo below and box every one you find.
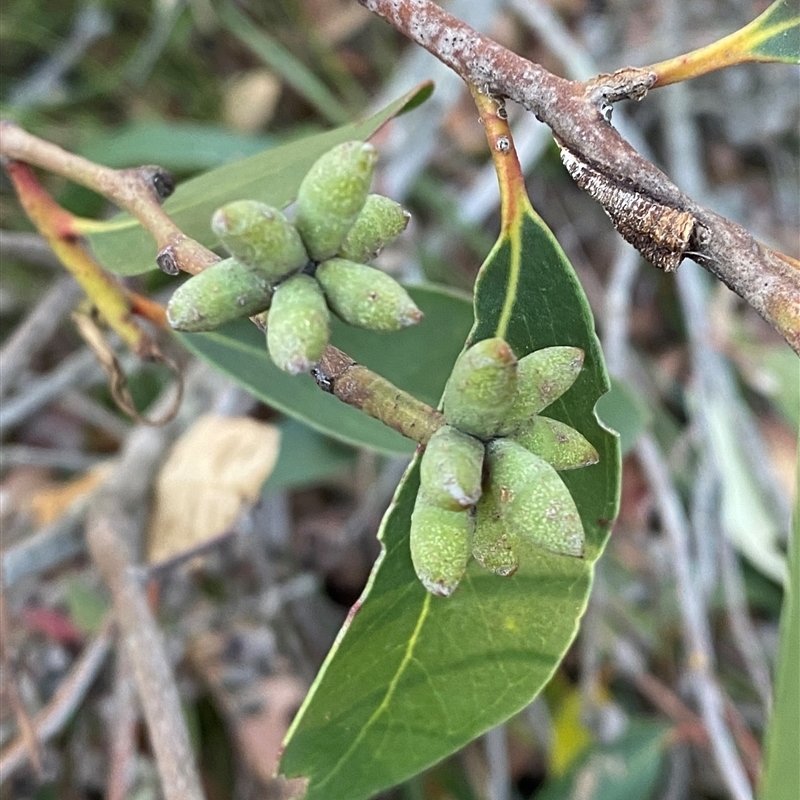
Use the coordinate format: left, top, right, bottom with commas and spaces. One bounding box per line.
86, 83, 432, 276
65, 578, 108, 636
78, 122, 281, 173
279, 179, 620, 799
535, 722, 668, 800
178, 284, 473, 455
261, 419, 355, 493
759, 446, 800, 800
744, 0, 800, 62
595, 378, 650, 455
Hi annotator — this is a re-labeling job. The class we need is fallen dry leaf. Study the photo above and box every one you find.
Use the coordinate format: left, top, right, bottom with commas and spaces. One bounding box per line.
147, 415, 280, 564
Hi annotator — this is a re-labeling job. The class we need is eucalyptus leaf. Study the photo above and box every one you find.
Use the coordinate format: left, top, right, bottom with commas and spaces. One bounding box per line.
745, 0, 800, 63
261, 419, 355, 493
86, 82, 433, 276
280, 177, 620, 798
79, 121, 281, 172
595, 378, 651, 455
535, 722, 668, 800
178, 284, 473, 456
216, 0, 352, 125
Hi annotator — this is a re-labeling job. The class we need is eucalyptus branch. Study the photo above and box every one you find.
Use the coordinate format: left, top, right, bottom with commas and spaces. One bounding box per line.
0, 118, 447, 441
314, 345, 444, 445
358, 0, 800, 354
0, 120, 217, 275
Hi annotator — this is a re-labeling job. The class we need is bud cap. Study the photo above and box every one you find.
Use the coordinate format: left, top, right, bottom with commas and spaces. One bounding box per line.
211, 200, 308, 281
485, 439, 585, 558
167, 257, 273, 332
337, 194, 410, 263
473, 494, 519, 576
409, 492, 473, 596
266, 274, 330, 374
316, 258, 422, 331
442, 337, 518, 438
511, 416, 599, 470
501, 347, 584, 433
419, 425, 485, 510
295, 141, 378, 261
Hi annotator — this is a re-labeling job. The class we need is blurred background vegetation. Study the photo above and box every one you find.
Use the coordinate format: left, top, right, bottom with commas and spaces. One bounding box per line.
1, 1, 797, 799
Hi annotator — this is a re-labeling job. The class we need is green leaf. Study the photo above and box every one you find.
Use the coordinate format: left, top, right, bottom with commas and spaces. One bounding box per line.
535, 722, 668, 800
759, 433, 800, 800
758, 345, 800, 427
707, 398, 786, 585
279, 181, 620, 797
78, 121, 282, 173
262, 419, 355, 493
595, 378, 651, 456
86, 83, 433, 276
66, 578, 109, 636
651, 0, 799, 86
178, 284, 474, 456
744, 0, 800, 62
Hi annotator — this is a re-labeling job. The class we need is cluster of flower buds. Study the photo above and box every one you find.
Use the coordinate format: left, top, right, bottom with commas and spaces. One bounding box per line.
410, 338, 599, 597
167, 141, 421, 373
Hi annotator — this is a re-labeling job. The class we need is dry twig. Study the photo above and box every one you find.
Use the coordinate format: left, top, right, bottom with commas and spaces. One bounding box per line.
84, 375, 208, 800
0, 589, 43, 777
0, 617, 114, 782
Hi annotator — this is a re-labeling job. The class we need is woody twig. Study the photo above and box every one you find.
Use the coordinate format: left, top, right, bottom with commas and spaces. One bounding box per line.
0, 120, 444, 442
358, 0, 800, 355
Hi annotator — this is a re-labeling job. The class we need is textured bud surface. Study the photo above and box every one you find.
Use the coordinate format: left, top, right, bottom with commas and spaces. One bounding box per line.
266, 274, 330, 374
442, 338, 518, 438
295, 141, 377, 261
337, 194, 410, 263
409, 493, 473, 596
473, 493, 519, 576
485, 439, 585, 558
167, 257, 273, 332
501, 347, 584, 433
419, 425, 485, 510
316, 258, 422, 331
211, 200, 308, 280
512, 416, 599, 470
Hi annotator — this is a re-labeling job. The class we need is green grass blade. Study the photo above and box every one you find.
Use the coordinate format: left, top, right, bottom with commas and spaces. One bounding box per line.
215, 1, 352, 125
758, 427, 800, 800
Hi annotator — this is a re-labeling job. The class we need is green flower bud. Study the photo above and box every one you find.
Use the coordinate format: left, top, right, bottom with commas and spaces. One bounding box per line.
511, 416, 599, 470
485, 439, 585, 559
295, 141, 378, 261
167, 257, 273, 332
266, 274, 330, 374
473, 494, 519, 577
419, 425, 485, 511
442, 338, 518, 438
500, 347, 584, 433
211, 200, 308, 280
410, 491, 473, 596
315, 258, 422, 331
337, 194, 410, 263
